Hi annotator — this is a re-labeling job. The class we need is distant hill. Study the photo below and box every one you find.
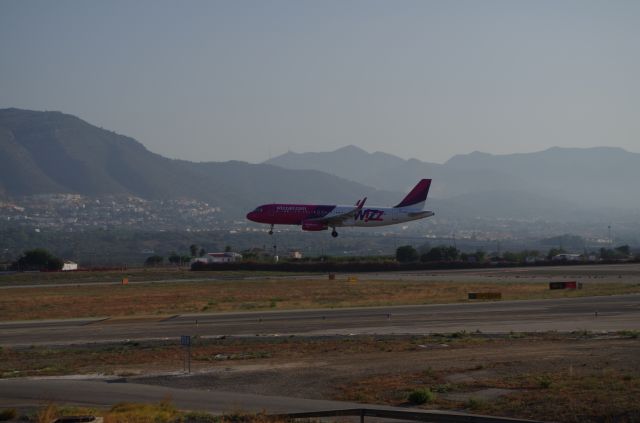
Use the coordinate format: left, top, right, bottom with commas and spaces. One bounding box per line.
0, 109, 397, 216
266, 145, 640, 213
444, 147, 640, 209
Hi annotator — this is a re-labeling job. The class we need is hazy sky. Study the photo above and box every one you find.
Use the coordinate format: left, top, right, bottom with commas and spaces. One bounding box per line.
1, 1, 639, 164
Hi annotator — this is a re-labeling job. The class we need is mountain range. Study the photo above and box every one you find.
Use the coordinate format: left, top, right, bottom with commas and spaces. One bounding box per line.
266, 145, 640, 216
0, 108, 396, 216
2, 108, 639, 222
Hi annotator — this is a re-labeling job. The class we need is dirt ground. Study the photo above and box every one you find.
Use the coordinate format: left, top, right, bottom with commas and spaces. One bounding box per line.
3, 332, 639, 422
127, 333, 640, 423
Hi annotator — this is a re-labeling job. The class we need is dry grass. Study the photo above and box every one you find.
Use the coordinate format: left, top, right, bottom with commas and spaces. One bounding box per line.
465, 370, 640, 422
0, 268, 302, 287
29, 401, 296, 423
0, 336, 425, 378
1, 277, 638, 321
332, 335, 640, 423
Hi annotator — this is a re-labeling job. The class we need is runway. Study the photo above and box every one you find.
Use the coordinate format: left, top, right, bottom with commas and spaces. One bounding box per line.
0, 378, 371, 413
2, 294, 639, 347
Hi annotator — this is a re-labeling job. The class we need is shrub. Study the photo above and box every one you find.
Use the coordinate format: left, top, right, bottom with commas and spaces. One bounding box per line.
466, 397, 485, 410
408, 388, 435, 404
37, 404, 58, 423
0, 409, 17, 421
181, 411, 219, 423
538, 375, 552, 389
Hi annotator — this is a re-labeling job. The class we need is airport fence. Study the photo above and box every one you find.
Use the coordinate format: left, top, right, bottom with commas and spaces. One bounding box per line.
190, 258, 632, 272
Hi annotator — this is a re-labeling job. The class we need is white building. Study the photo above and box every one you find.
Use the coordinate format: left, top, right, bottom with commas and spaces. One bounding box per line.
552, 254, 582, 262
289, 250, 303, 259
192, 252, 243, 264
62, 261, 78, 271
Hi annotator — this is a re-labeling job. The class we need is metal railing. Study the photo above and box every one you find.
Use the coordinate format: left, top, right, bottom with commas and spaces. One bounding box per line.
273, 408, 546, 423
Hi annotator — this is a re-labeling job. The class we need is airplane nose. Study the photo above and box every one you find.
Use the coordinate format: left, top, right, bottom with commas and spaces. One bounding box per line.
246, 211, 255, 221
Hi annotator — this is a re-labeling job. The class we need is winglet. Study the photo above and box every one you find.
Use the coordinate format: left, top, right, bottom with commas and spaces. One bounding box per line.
355, 197, 367, 209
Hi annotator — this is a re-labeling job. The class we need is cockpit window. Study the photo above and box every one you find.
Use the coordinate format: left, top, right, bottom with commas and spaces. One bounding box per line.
254, 207, 263, 213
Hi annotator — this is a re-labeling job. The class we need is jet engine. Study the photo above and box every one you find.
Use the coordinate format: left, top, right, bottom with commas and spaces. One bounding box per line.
301, 221, 328, 231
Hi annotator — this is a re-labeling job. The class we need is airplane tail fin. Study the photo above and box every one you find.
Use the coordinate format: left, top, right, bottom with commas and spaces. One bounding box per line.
393, 179, 432, 209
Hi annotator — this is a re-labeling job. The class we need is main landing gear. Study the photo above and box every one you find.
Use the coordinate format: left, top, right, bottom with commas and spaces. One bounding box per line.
331, 227, 338, 238
268, 224, 274, 235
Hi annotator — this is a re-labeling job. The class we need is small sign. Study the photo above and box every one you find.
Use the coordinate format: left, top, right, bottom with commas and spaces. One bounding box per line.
180, 335, 191, 346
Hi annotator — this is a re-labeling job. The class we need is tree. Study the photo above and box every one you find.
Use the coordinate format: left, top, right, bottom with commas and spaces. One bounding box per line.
189, 244, 198, 257
420, 246, 459, 262
474, 250, 486, 262
396, 245, 419, 263
417, 242, 432, 255
198, 248, 206, 257
547, 248, 566, 260
14, 248, 63, 271
502, 251, 520, 262
615, 245, 631, 257
145, 255, 164, 266
168, 252, 182, 265
224, 245, 232, 252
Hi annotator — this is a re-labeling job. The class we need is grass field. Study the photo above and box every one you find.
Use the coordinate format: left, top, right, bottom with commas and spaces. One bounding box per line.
1, 276, 639, 321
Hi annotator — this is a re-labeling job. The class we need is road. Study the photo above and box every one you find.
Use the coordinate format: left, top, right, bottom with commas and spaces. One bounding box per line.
0, 378, 541, 422
0, 377, 373, 413
2, 294, 639, 346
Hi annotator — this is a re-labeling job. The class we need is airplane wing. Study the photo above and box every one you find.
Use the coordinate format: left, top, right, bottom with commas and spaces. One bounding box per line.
305, 197, 367, 226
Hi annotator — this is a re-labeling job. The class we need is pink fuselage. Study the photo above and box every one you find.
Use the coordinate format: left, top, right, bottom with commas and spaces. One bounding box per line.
246, 204, 336, 226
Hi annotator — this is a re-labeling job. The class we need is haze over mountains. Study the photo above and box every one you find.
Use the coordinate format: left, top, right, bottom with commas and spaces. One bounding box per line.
1, 108, 639, 223
266, 145, 640, 216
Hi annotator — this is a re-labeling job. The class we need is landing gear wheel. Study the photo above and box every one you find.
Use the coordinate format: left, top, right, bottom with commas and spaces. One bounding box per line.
331, 229, 338, 238
268, 224, 274, 235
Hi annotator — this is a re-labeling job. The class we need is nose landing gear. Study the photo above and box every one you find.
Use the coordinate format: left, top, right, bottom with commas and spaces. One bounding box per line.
331, 228, 338, 238
268, 224, 274, 235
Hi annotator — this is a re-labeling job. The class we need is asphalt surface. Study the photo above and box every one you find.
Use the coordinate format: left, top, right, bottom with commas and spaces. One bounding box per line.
0, 378, 541, 422
2, 294, 639, 347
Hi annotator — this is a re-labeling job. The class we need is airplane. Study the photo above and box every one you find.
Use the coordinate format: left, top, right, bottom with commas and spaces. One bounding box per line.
246, 179, 434, 238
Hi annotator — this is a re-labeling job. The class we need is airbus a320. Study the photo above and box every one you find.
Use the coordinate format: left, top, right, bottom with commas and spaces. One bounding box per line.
246, 179, 434, 238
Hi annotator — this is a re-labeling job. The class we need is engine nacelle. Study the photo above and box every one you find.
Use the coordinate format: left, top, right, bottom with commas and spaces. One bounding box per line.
301, 221, 328, 231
